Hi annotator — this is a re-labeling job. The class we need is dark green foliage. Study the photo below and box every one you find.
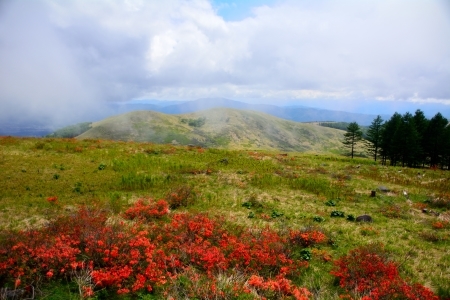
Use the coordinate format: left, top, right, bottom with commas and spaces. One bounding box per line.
299, 249, 312, 261
319, 122, 351, 131
330, 211, 345, 218
365, 115, 383, 162
342, 122, 363, 159
442, 125, 450, 169
423, 113, 448, 167
47, 122, 92, 138
392, 112, 421, 167
313, 216, 325, 222
378, 111, 450, 169
413, 110, 429, 165
181, 117, 206, 127
271, 210, 283, 218
242, 202, 252, 209
346, 214, 355, 221
379, 112, 402, 166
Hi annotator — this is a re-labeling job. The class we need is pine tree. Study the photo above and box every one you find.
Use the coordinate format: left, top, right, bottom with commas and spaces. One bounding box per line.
379, 113, 402, 165
391, 113, 420, 167
365, 115, 384, 161
413, 109, 428, 166
343, 122, 363, 159
442, 125, 450, 170
423, 113, 449, 167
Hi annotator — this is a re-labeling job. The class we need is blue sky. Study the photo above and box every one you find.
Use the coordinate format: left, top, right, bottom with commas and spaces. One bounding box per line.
211, 0, 277, 21
0, 0, 449, 127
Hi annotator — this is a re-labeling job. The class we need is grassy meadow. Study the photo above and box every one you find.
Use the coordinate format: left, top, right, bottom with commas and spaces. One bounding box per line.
0, 136, 449, 299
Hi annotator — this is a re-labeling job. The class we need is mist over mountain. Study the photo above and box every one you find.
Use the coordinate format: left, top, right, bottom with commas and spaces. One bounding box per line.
107, 98, 385, 126
2, 97, 441, 137
77, 107, 346, 152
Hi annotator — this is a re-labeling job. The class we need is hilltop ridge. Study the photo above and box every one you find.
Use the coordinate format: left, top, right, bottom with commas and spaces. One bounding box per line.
77, 107, 345, 153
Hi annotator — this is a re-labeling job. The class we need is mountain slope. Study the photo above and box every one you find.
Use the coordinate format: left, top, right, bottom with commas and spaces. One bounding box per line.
77, 108, 345, 152
157, 98, 384, 125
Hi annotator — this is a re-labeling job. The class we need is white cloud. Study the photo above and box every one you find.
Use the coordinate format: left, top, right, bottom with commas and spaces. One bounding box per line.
0, 0, 449, 127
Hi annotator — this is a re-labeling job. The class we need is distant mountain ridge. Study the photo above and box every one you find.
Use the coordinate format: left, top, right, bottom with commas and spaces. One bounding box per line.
109, 98, 384, 125
77, 107, 346, 153
1, 98, 383, 137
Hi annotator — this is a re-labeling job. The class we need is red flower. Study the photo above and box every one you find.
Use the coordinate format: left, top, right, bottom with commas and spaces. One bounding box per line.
14, 278, 21, 289
46, 196, 58, 203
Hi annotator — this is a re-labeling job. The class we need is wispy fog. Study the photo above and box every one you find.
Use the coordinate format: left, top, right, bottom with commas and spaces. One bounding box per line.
0, 0, 449, 131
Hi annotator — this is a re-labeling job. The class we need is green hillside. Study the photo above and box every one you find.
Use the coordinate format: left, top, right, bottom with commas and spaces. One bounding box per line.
77, 108, 346, 153
46, 122, 92, 138
0, 137, 448, 299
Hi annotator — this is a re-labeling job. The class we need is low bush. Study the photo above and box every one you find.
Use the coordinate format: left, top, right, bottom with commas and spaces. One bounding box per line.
289, 227, 328, 248
346, 214, 355, 221
0, 205, 315, 299
331, 243, 438, 299
165, 185, 194, 209
313, 216, 325, 223
330, 211, 345, 218
123, 198, 169, 220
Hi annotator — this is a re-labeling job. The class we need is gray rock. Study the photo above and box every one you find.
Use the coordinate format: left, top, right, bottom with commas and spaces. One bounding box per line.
356, 214, 373, 222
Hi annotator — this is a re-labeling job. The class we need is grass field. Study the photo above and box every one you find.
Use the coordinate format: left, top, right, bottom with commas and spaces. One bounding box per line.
0, 136, 449, 299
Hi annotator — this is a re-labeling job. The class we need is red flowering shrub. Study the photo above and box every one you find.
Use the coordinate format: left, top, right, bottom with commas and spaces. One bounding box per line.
123, 198, 169, 220
331, 243, 439, 300
159, 213, 309, 277
289, 227, 328, 247
247, 274, 311, 300
0, 204, 316, 298
432, 221, 449, 229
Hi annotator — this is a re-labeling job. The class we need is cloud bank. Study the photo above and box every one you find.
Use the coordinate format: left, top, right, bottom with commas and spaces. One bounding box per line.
0, 0, 449, 126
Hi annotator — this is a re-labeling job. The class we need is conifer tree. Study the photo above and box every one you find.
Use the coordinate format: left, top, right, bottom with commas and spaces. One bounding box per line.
413, 109, 428, 166
365, 115, 384, 161
379, 112, 402, 165
392, 112, 420, 167
423, 113, 448, 167
442, 125, 450, 169
343, 122, 363, 159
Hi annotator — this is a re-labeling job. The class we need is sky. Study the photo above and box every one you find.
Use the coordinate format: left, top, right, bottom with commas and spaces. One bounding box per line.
0, 0, 449, 128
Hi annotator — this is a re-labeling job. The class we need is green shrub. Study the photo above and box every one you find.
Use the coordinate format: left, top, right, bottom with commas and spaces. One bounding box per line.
271, 210, 283, 218
346, 214, 355, 221
330, 211, 345, 218
300, 249, 312, 261
313, 216, 325, 222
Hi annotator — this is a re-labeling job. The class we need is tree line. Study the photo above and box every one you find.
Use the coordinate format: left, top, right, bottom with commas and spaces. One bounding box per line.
343, 110, 450, 169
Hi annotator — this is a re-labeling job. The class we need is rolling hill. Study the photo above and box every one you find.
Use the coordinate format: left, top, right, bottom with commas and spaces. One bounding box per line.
109, 98, 385, 125
77, 108, 346, 152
